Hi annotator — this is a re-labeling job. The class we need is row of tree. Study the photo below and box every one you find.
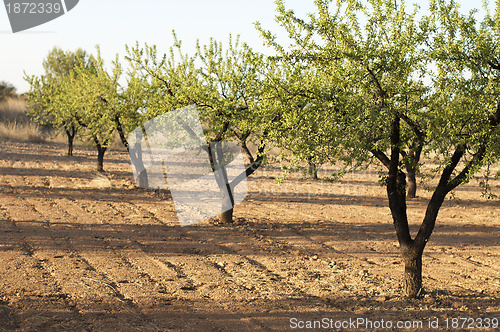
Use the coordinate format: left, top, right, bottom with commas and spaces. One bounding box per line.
26, 0, 500, 298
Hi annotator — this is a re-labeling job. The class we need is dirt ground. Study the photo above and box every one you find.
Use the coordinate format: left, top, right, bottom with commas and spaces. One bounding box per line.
0, 140, 498, 331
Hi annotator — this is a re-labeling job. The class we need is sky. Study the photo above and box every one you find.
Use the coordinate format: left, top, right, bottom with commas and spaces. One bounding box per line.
0, 0, 494, 93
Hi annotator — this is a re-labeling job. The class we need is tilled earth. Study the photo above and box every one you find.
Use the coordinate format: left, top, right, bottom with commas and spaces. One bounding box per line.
0, 140, 498, 331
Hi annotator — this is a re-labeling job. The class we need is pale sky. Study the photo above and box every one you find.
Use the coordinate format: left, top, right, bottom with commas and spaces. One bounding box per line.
0, 0, 493, 93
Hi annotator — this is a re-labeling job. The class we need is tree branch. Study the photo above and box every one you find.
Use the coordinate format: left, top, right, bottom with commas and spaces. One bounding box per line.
366, 65, 386, 97
398, 111, 425, 139
488, 59, 500, 70
370, 149, 391, 169
446, 103, 500, 192
230, 134, 268, 187
387, 116, 412, 246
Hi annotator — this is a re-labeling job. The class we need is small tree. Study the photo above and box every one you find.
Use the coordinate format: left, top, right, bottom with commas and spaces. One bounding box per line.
69, 49, 123, 172
127, 35, 271, 224
193, 36, 269, 223
25, 47, 88, 156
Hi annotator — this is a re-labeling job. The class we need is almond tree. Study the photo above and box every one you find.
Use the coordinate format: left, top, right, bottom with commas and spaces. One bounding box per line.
68, 49, 123, 172
193, 36, 269, 223
258, 0, 500, 297
124, 38, 202, 187
126, 35, 270, 224
260, 56, 345, 180
25, 48, 88, 156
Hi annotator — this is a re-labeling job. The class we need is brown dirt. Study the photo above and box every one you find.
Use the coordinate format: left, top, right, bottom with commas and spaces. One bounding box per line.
0, 140, 498, 331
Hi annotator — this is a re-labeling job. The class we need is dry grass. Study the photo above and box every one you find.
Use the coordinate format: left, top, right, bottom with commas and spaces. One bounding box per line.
0, 98, 46, 143
0, 121, 46, 143
0, 97, 28, 123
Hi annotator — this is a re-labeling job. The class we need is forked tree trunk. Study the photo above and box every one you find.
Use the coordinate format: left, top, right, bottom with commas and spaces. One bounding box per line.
378, 100, 498, 298
209, 135, 266, 225
386, 116, 425, 298
394, 185, 448, 297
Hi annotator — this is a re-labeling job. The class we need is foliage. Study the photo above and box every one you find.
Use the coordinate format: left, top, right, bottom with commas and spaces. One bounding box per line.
25, 47, 122, 168
257, 0, 500, 297
25, 48, 89, 155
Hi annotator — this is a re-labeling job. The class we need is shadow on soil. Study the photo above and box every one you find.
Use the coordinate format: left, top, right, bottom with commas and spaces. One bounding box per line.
0, 290, 497, 331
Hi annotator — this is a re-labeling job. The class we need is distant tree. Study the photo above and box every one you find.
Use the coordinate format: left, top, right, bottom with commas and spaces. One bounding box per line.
68, 49, 123, 172
25, 47, 88, 156
42, 47, 87, 79
258, 0, 500, 297
26, 47, 122, 172
260, 59, 340, 180
0, 81, 16, 101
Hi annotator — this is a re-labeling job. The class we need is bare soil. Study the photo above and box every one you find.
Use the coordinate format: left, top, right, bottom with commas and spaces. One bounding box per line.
0, 140, 498, 331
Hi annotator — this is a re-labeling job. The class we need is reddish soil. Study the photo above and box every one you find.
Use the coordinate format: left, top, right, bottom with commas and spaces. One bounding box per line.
0, 140, 498, 331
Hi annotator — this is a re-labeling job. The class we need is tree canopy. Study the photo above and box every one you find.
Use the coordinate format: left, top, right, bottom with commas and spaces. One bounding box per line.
257, 0, 500, 297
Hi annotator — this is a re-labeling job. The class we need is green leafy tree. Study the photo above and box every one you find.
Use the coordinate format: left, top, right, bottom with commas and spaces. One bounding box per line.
27, 47, 123, 171
261, 57, 342, 180
69, 49, 123, 172
193, 36, 269, 223
25, 47, 88, 156
258, 0, 500, 297
125, 38, 202, 186
127, 34, 270, 224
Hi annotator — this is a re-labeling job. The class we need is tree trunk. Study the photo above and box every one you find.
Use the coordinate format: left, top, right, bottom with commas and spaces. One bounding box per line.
95, 144, 107, 173
407, 167, 417, 198
92, 135, 108, 173
217, 162, 235, 224
219, 208, 234, 224
136, 169, 149, 188
306, 158, 318, 180
401, 246, 423, 297
217, 179, 235, 224
129, 142, 149, 188
209, 142, 235, 224
67, 133, 74, 157
387, 116, 424, 298
65, 125, 76, 157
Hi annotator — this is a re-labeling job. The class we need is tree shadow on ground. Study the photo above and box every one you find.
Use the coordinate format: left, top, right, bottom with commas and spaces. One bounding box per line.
0, 290, 497, 331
